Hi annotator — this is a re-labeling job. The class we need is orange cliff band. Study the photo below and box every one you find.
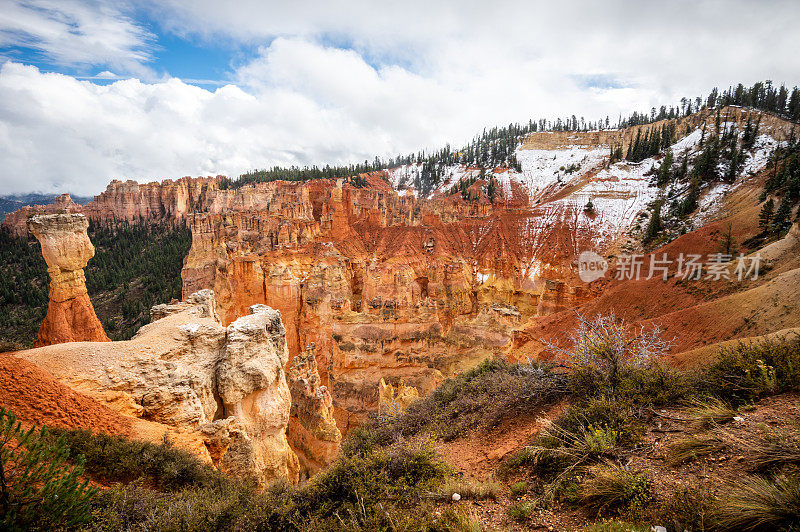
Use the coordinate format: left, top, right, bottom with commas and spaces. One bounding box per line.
27, 213, 110, 346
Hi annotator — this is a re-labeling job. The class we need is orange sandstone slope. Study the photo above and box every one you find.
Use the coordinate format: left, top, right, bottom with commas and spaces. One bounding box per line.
513, 174, 800, 362
0, 354, 130, 434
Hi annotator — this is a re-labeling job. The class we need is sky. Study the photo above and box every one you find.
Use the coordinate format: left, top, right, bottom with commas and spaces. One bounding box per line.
0, 0, 798, 195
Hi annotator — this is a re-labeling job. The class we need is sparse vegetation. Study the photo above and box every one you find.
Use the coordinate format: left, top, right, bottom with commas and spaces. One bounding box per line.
666, 435, 727, 465
701, 337, 800, 403
435, 477, 500, 501
577, 462, 652, 517
2, 314, 798, 530
509, 480, 528, 497
46, 428, 222, 492
379, 358, 569, 441
684, 396, 737, 428
507, 500, 536, 520
655, 485, 715, 532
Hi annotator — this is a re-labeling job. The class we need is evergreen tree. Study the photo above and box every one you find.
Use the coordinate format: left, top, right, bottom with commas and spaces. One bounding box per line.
486, 177, 497, 203
759, 198, 775, 231
771, 196, 793, 232
657, 150, 674, 187
1, 408, 97, 529
644, 198, 663, 244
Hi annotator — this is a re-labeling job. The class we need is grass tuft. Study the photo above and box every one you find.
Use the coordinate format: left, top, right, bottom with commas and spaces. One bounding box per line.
577, 461, 652, 516
715, 474, 800, 531
684, 396, 737, 428
666, 435, 727, 465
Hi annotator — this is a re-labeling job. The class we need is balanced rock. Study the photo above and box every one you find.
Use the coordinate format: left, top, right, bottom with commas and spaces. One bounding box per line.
27, 213, 109, 347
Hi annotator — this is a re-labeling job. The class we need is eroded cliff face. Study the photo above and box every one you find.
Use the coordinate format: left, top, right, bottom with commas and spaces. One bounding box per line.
27, 213, 109, 347
288, 344, 341, 478
11, 107, 794, 457
19, 290, 299, 485
180, 177, 600, 434
3, 194, 83, 237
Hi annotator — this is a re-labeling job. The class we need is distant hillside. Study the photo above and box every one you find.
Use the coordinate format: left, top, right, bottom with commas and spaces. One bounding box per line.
0, 193, 93, 216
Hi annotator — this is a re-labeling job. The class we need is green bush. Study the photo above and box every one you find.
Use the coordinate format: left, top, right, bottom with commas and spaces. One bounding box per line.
702, 338, 800, 403
0, 408, 97, 531
381, 359, 568, 441
47, 428, 225, 492
301, 435, 451, 524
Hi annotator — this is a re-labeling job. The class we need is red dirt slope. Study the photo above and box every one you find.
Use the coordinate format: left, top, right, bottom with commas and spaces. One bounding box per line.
0, 354, 130, 434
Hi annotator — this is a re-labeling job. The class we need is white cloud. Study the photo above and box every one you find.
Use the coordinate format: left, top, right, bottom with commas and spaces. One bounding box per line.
0, 0, 155, 76
0, 1, 799, 195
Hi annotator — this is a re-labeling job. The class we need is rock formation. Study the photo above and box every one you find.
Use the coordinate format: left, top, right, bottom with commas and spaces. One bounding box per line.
3, 193, 83, 237
19, 290, 299, 485
179, 182, 593, 428
378, 378, 420, 417
27, 213, 109, 347
287, 344, 341, 477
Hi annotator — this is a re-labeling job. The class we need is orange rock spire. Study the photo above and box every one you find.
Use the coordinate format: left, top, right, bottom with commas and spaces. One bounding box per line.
28, 213, 110, 346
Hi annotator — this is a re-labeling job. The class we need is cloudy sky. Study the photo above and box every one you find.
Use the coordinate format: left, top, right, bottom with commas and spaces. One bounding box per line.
0, 0, 798, 195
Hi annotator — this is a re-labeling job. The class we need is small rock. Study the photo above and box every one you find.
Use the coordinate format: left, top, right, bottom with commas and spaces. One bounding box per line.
451, 493, 461, 502
652, 526, 668, 532
733, 416, 745, 424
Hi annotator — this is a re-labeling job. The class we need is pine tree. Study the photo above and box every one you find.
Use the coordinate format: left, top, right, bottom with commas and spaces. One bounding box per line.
771, 196, 792, 232
717, 222, 737, 255
644, 198, 663, 244
486, 177, 496, 203
759, 198, 775, 231
1, 408, 97, 529
657, 150, 674, 187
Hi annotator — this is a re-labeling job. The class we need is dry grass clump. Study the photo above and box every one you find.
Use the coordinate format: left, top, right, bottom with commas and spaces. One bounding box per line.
577, 461, 652, 516
684, 396, 737, 428
507, 500, 536, 520
714, 474, 800, 531
666, 435, 728, 465
718, 426, 800, 473
431, 477, 501, 501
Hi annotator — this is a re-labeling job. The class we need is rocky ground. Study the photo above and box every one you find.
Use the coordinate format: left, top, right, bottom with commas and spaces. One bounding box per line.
431, 392, 800, 531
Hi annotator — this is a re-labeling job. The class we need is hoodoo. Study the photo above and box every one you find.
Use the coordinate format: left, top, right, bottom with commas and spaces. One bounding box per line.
27, 213, 109, 346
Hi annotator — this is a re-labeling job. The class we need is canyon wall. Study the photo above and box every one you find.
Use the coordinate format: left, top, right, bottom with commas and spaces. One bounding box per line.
180, 177, 600, 431
28, 213, 109, 346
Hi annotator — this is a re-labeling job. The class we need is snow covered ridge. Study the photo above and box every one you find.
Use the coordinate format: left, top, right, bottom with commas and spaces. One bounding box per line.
381, 125, 786, 250
511, 146, 608, 200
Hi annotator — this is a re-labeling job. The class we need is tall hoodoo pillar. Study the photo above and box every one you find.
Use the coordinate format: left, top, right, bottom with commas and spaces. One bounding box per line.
27, 213, 109, 346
